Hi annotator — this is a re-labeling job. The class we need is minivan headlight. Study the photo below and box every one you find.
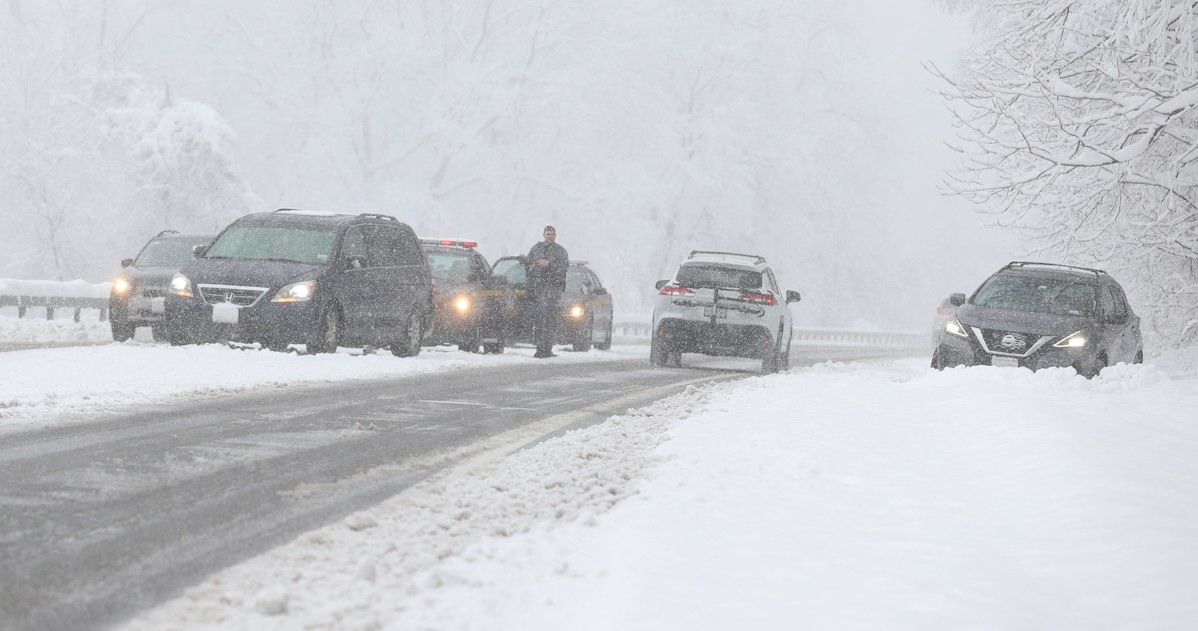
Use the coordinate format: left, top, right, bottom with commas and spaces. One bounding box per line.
1053, 330, 1087, 348
944, 317, 969, 338
272, 280, 316, 303
169, 273, 192, 298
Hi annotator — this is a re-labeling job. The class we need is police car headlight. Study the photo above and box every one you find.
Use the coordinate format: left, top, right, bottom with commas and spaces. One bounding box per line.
272, 280, 316, 303
169, 273, 193, 298
453, 295, 472, 314
568, 305, 585, 319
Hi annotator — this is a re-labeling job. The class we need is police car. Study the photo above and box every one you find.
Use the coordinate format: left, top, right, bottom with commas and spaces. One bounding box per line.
420, 239, 519, 353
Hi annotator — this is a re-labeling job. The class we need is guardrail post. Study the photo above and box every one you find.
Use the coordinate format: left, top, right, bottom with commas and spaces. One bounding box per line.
18, 306, 27, 319
46, 307, 55, 320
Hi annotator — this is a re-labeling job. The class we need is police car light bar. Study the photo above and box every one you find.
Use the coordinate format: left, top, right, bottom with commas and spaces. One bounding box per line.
419, 238, 479, 248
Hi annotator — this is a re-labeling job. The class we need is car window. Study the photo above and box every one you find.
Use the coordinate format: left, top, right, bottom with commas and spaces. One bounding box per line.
365, 224, 403, 267
342, 226, 369, 267
395, 228, 426, 266
972, 274, 1096, 316
566, 268, 587, 294
676, 264, 762, 290
763, 269, 780, 294
492, 259, 527, 285
426, 249, 474, 283
134, 239, 207, 267
1111, 285, 1130, 321
206, 225, 337, 264
1100, 286, 1129, 323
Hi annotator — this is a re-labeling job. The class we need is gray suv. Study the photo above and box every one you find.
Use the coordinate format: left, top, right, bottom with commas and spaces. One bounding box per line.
932, 261, 1143, 377
109, 230, 215, 342
651, 250, 800, 373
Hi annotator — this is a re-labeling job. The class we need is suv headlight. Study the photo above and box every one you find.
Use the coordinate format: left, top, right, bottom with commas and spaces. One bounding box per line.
272, 280, 316, 303
568, 305, 585, 319
1053, 330, 1087, 348
112, 277, 132, 296
944, 316, 969, 338
169, 273, 193, 298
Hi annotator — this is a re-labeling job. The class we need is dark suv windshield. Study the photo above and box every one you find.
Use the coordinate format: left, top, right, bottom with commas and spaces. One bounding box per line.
973, 274, 1097, 317
206, 225, 337, 265
677, 264, 762, 290
135, 239, 207, 267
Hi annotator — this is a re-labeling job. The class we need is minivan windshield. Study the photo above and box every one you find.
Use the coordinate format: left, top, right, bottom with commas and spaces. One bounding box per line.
134, 239, 208, 267
205, 226, 337, 265
677, 264, 762, 290
972, 274, 1097, 317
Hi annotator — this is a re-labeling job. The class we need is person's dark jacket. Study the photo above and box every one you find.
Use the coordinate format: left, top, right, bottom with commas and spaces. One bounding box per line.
527, 241, 569, 293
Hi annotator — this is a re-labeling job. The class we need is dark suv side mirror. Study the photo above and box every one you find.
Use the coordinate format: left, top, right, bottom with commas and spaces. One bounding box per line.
121, 258, 134, 268
193, 244, 210, 258
655, 280, 669, 290
785, 290, 801, 303
949, 293, 966, 307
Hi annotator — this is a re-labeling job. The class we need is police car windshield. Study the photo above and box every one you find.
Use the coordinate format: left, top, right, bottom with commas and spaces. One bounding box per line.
205, 226, 336, 265
427, 251, 472, 283
134, 239, 206, 267
677, 264, 762, 290
973, 274, 1097, 317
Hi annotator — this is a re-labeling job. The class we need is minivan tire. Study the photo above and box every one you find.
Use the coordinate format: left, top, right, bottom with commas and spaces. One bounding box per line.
307, 306, 341, 354
391, 313, 423, 357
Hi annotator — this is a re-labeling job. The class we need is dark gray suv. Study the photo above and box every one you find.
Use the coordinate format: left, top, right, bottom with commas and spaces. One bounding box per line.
109, 230, 215, 342
165, 210, 433, 355
932, 262, 1143, 377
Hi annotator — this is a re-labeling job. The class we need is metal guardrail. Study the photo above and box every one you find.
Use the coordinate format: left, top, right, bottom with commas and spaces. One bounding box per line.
0, 295, 110, 322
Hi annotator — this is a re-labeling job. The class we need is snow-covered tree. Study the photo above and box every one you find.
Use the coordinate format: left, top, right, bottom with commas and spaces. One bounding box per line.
935, 0, 1198, 345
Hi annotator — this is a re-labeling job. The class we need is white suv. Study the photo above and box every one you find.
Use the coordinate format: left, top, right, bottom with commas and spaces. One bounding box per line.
651, 250, 801, 373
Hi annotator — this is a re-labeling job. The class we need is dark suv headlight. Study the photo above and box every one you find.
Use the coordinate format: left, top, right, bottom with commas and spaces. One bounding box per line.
944, 317, 969, 338
1053, 330, 1087, 348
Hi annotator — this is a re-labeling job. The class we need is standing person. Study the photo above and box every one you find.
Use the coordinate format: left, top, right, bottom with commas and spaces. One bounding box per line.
527, 225, 569, 358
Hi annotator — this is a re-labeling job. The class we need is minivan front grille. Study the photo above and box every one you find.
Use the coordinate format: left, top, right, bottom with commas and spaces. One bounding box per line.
197, 284, 268, 307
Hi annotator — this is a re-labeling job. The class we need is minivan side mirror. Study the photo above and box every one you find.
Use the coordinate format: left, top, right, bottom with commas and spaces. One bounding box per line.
655, 280, 668, 290
949, 293, 966, 307
785, 290, 801, 303
193, 244, 210, 258
120, 258, 134, 268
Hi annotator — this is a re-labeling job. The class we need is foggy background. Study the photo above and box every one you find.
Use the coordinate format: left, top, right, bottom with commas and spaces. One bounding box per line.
0, 0, 1015, 331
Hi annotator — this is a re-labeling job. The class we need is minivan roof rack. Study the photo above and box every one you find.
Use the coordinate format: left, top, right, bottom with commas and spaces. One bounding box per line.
687, 250, 767, 265
358, 212, 397, 222
1004, 261, 1108, 277
155, 229, 180, 237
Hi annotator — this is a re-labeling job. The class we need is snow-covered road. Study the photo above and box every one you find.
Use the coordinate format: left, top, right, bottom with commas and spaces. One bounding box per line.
3, 316, 1198, 630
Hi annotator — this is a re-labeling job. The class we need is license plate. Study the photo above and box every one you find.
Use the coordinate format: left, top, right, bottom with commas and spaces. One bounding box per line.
151, 297, 165, 314
703, 306, 728, 318
991, 356, 1019, 368
212, 302, 239, 324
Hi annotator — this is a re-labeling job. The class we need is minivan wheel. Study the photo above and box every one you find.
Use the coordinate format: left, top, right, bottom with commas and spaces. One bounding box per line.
1134, 350, 1144, 364
307, 307, 341, 354
150, 325, 168, 342
391, 314, 423, 357
111, 319, 134, 342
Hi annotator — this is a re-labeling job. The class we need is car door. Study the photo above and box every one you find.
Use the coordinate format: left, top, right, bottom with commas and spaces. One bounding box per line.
1104, 284, 1139, 363
336, 224, 377, 340
585, 269, 613, 342
367, 224, 423, 338
1097, 284, 1132, 363
764, 268, 792, 345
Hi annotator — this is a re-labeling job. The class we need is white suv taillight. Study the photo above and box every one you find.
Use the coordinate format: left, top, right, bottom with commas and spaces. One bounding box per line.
739, 292, 776, 305
659, 285, 696, 297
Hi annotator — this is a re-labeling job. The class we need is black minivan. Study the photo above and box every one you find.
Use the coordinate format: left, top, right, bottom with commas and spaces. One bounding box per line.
164, 209, 433, 355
